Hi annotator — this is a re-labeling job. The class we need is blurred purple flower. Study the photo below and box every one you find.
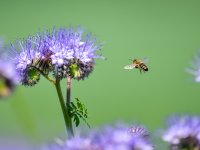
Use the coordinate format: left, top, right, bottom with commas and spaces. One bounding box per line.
43, 136, 100, 150
44, 124, 153, 150
92, 124, 153, 150
0, 39, 19, 98
162, 115, 200, 149
0, 137, 34, 150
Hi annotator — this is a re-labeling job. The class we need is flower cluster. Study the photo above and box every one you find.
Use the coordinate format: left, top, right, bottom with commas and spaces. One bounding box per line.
162, 115, 200, 150
0, 39, 19, 98
9, 27, 103, 86
42, 28, 102, 80
44, 124, 153, 150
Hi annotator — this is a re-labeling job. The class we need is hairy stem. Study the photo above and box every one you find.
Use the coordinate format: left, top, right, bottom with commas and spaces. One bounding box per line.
55, 78, 74, 138
66, 75, 71, 105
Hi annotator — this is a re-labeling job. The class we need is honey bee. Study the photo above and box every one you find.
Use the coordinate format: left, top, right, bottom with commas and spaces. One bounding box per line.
124, 58, 149, 73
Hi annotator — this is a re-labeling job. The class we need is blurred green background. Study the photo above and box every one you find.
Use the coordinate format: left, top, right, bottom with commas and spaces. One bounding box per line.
0, 0, 200, 148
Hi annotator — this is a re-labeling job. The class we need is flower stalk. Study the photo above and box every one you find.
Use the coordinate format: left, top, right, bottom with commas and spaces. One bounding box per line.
66, 75, 71, 105
55, 78, 74, 138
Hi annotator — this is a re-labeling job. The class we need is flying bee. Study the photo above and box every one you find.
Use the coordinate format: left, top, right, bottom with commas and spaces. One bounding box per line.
124, 58, 149, 73
32, 51, 53, 75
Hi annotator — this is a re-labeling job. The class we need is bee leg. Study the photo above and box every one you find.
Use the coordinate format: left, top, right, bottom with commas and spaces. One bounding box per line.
139, 68, 142, 74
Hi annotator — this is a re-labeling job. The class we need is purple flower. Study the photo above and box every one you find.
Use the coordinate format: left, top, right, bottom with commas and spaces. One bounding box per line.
92, 124, 153, 150
65, 136, 100, 150
186, 52, 200, 82
0, 39, 19, 98
42, 27, 103, 80
43, 124, 153, 150
9, 36, 45, 86
9, 27, 103, 85
162, 115, 200, 149
43, 136, 100, 150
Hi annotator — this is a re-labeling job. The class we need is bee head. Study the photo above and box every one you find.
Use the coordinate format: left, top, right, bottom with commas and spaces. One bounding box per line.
129, 59, 137, 63
129, 58, 135, 61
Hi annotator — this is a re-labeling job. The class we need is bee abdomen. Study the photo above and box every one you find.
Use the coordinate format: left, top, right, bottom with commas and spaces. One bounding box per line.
140, 63, 148, 71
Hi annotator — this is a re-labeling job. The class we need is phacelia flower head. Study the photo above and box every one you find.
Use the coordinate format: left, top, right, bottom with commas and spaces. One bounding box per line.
92, 124, 153, 150
187, 51, 200, 82
42, 27, 103, 80
0, 40, 19, 98
9, 36, 49, 86
162, 115, 200, 150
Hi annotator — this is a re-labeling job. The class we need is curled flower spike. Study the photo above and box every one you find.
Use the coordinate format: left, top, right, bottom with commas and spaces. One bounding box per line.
42, 27, 103, 80
128, 126, 149, 137
9, 36, 51, 86
162, 115, 200, 150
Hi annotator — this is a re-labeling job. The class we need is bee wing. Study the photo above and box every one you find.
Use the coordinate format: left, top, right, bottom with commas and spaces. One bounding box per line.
124, 64, 136, 70
141, 57, 149, 63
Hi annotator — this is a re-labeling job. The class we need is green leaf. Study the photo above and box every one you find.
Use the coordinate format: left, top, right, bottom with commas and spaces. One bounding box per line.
68, 98, 90, 128
74, 114, 80, 127
71, 102, 77, 109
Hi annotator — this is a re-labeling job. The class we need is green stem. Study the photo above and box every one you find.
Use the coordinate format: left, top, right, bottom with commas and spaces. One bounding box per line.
55, 78, 74, 138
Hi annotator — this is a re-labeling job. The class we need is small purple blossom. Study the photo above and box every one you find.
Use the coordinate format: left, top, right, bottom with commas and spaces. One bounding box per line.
162, 115, 200, 149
